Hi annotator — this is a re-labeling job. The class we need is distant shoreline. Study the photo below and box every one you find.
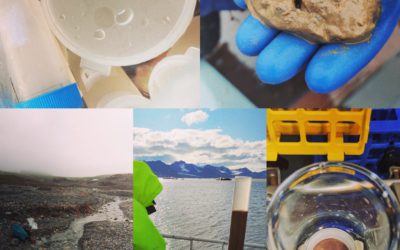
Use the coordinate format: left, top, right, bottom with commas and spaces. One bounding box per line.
0, 170, 132, 179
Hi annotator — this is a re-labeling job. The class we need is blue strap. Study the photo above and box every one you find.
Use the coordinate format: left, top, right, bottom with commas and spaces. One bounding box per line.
15, 83, 83, 109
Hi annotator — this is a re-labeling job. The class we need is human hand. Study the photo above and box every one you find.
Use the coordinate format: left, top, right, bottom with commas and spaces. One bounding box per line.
235, 0, 400, 93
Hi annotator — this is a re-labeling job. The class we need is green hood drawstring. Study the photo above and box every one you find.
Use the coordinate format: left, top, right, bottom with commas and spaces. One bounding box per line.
134, 161, 166, 250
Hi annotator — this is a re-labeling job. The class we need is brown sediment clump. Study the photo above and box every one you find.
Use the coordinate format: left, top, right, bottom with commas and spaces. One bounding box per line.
246, 0, 381, 44
313, 238, 349, 250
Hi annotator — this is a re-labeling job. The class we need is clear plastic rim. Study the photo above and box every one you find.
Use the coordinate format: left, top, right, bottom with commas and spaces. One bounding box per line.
305, 228, 356, 250
267, 161, 400, 250
148, 47, 200, 99
41, 0, 197, 66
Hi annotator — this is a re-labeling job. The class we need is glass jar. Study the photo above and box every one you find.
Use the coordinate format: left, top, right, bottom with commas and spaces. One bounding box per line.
267, 162, 400, 250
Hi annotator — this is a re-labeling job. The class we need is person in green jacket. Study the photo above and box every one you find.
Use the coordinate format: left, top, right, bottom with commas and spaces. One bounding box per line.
133, 161, 166, 250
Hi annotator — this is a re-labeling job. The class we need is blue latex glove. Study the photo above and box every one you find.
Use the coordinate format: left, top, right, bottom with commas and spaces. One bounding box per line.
205, 0, 400, 94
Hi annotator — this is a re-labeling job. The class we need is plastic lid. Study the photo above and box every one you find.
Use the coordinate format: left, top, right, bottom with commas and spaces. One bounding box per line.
149, 47, 200, 108
15, 83, 83, 108
41, 0, 196, 66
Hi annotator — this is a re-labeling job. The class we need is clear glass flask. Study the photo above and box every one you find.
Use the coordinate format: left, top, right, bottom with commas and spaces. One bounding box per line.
267, 162, 400, 250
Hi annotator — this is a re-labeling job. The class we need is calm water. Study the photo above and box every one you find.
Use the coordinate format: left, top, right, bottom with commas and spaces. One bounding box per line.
151, 179, 267, 249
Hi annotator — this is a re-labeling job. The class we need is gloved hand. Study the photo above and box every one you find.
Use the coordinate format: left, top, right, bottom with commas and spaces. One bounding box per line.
203, 0, 400, 94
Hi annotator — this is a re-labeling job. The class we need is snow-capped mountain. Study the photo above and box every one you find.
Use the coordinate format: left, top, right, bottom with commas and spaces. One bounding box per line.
145, 160, 266, 179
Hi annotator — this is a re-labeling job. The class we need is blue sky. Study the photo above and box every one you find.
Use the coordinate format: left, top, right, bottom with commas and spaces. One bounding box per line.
134, 109, 266, 141
134, 109, 266, 171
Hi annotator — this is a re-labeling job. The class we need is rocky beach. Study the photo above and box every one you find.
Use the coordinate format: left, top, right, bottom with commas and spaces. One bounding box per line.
0, 172, 132, 250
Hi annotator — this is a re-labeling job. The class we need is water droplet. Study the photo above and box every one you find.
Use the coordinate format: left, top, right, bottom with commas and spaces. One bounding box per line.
59, 14, 66, 20
115, 8, 134, 26
162, 16, 171, 24
94, 29, 106, 40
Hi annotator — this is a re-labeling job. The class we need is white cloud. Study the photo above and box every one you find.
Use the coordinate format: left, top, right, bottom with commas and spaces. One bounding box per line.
181, 110, 209, 126
134, 128, 266, 172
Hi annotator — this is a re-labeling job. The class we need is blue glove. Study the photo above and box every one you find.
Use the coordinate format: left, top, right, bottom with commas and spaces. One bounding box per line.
234, 0, 400, 93
200, 0, 242, 16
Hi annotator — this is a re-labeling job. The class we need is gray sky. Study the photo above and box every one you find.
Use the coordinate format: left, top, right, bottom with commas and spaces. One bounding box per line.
0, 110, 132, 177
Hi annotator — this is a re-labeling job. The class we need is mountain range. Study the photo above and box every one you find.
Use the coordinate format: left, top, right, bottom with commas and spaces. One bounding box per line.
145, 160, 266, 179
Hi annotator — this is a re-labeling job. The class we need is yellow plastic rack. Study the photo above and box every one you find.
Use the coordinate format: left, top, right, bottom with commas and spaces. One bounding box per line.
267, 109, 372, 161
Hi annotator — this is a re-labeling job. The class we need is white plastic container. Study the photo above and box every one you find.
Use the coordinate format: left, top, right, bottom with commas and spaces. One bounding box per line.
41, 0, 197, 107
96, 47, 200, 108
0, 0, 82, 108
232, 177, 252, 212
42, 0, 196, 68
149, 47, 200, 108
0, 37, 15, 107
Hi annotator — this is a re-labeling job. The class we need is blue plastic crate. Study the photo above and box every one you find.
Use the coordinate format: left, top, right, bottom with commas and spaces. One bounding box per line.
314, 109, 400, 177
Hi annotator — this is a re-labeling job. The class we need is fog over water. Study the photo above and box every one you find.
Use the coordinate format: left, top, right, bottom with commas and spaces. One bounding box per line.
0, 110, 132, 177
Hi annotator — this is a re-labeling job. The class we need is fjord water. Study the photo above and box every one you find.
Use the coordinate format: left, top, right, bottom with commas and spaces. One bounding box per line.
151, 179, 266, 249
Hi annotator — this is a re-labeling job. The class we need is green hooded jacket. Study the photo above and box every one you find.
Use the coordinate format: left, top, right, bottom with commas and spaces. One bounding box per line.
134, 161, 166, 250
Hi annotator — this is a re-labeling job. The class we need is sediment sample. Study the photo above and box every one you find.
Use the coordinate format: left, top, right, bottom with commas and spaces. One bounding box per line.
246, 0, 381, 44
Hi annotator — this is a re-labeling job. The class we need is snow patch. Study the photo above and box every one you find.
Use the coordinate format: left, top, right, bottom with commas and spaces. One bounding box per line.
27, 218, 38, 230
179, 163, 189, 172
232, 170, 243, 175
